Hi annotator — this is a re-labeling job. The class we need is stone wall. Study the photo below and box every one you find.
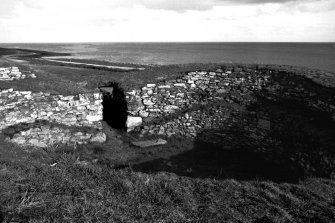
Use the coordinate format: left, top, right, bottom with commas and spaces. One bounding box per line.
124, 68, 335, 138
0, 67, 36, 80
124, 69, 270, 134
0, 88, 103, 131
2, 66, 334, 148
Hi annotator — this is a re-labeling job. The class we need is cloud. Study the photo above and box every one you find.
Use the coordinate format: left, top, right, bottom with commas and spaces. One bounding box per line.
135, 0, 321, 12
0, 0, 333, 42
0, 0, 324, 16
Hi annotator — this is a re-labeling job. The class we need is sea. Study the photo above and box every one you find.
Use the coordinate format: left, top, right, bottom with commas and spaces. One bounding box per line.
1, 42, 335, 72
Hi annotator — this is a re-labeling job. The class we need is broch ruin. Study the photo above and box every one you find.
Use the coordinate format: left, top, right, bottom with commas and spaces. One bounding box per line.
1, 66, 334, 156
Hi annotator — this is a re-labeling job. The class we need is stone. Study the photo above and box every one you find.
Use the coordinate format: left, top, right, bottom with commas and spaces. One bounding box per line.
126, 116, 143, 131
143, 99, 155, 106
147, 83, 156, 88
139, 110, 149, 118
11, 136, 26, 145
174, 83, 186, 88
90, 132, 106, 143
86, 115, 102, 122
132, 138, 167, 148
258, 119, 271, 130
28, 139, 48, 148
158, 85, 171, 89
217, 89, 226, 94
164, 105, 179, 113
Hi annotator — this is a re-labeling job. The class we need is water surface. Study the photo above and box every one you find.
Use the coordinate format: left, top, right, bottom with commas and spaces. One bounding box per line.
1, 42, 334, 72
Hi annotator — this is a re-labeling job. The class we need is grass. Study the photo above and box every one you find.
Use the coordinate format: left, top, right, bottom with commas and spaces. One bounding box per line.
0, 60, 227, 95
0, 142, 334, 222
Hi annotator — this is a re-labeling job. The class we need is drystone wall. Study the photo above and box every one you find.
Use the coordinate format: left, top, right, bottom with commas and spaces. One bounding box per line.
0, 88, 104, 147
10, 126, 106, 148
125, 69, 270, 135
0, 67, 36, 80
125, 68, 335, 138
0, 89, 102, 130
2, 66, 334, 148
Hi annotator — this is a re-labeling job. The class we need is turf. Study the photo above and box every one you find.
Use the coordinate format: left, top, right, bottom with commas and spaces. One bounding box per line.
0, 142, 334, 222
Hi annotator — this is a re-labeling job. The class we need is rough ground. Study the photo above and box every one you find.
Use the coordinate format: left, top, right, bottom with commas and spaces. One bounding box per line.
0, 48, 334, 222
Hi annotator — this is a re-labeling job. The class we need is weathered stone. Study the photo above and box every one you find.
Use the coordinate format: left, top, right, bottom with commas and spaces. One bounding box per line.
147, 83, 156, 88
217, 89, 227, 94
139, 110, 149, 118
11, 136, 26, 145
174, 83, 186, 88
90, 132, 106, 143
126, 116, 143, 131
158, 85, 171, 89
258, 119, 271, 130
164, 105, 179, 113
143, 99, 155, 106
28, 139, 48, 148
86, 115, 102, 122
132, 138, 167, 148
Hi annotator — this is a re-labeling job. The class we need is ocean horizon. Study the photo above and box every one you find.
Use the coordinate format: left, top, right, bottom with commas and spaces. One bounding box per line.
1, 42, 335, 72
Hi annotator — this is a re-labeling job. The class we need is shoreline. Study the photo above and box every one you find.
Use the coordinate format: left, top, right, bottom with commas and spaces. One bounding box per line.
41, 58, 146, 71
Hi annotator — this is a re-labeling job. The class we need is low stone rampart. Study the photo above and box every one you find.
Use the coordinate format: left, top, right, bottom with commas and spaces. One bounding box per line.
0, 89, 103, 131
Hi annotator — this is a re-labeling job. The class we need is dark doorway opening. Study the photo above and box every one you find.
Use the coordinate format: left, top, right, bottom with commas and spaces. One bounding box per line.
100, 82, 128, 131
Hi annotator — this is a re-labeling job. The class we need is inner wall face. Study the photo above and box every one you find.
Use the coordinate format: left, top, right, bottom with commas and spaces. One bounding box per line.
101, 84, 128, 131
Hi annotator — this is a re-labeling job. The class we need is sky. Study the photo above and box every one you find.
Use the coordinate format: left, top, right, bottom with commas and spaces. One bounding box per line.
0, 0, 334, 42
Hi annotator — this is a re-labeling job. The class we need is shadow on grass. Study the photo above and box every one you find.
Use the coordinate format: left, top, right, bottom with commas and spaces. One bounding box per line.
133, 116, 334, 183
132, 73, 335, 183
132, 127, 304, 183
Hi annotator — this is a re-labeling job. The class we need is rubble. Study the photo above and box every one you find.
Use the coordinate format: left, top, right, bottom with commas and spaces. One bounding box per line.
0, 89, 103, 147
0, 67, 36, 80
7, 125, 106, 148
132, 138, 167, 148
124, 68, 334, 139
0, 89, 103, 131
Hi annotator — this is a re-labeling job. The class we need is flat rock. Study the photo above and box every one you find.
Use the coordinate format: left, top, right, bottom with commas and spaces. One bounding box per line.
28, 139, 48, 148
86, 115, 102, 122
11, 136, 26, 145
90, 132, 106, 143
132, 138, 167, 148
258, 119, 271, 130
126, 116, 143, 132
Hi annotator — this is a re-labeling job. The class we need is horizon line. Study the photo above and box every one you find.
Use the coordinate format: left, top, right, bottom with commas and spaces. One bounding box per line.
0, 41, 334, 44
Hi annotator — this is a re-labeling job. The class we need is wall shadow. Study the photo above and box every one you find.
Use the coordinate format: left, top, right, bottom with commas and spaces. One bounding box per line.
132, 105, 334, 183
132, 126, 305, 183
132, 71, 335, 183
100, 82, 128, 131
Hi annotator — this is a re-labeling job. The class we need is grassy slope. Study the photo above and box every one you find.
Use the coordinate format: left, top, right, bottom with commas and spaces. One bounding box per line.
0, 140, 334, 223
0, 59, 224, 95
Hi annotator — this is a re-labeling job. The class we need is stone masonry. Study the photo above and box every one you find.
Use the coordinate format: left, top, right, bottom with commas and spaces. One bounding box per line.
125, 69, 270, 135
0, 89, 102, 131
0, 88, 104, 147
2, 66, 334, 148
0, 67, 36, 80
125, 68, 335, 137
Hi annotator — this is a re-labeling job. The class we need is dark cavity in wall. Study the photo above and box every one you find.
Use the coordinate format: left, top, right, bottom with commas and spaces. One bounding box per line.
100, 82, 128, 131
